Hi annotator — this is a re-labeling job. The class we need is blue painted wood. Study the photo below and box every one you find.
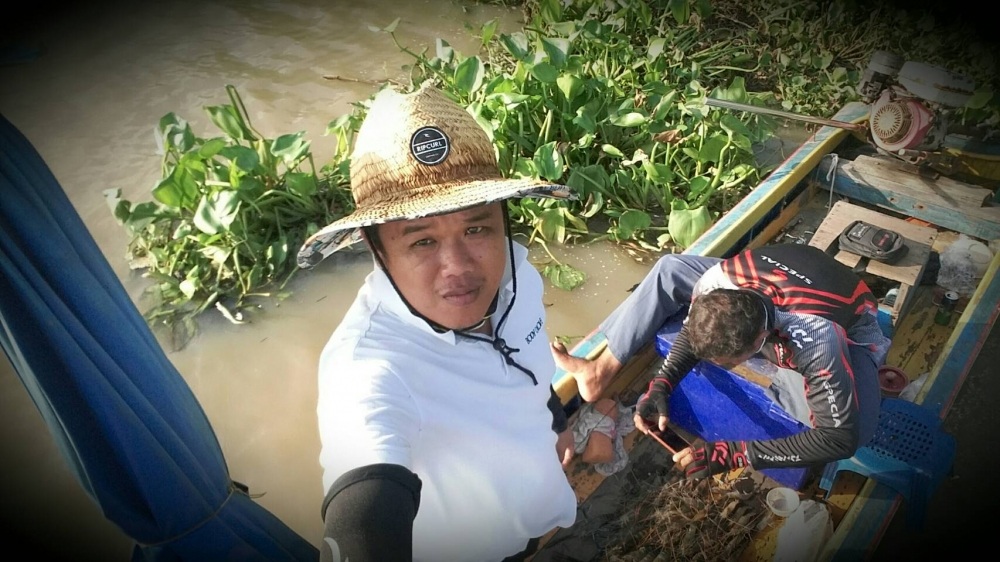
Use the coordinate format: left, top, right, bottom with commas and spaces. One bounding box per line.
823, 165, 1000, 240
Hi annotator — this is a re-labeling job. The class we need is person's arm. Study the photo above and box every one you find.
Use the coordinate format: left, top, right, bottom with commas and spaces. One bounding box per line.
635, 324, 701, 433
658, 323, 700, 388
745, 324, 861, 469
321, 463, 422, 562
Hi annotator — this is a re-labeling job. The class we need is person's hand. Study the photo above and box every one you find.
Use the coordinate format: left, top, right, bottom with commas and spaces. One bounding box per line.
556, 428, 575, 468
634, 377, 672, 434
672, 440, 750, 479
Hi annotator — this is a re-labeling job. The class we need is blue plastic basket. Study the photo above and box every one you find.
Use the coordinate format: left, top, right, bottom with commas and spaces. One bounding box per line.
654, 317, 811, 489
820, 397, 956, 529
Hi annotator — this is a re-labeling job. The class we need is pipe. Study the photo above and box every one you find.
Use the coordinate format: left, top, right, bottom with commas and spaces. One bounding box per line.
705, 98, 868, 133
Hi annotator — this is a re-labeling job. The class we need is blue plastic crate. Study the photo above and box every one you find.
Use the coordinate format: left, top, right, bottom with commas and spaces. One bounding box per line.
654, 317, 810, 490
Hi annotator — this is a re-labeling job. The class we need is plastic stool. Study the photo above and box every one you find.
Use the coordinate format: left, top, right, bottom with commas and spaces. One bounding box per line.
819, 397, 956, 530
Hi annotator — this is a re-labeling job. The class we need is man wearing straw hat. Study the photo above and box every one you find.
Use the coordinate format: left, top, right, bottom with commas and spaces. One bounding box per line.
297, 83, 578, 561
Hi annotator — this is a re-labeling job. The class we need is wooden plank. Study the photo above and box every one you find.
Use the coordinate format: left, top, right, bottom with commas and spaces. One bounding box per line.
850, 154, 994, 209
885, 287, 953, 378
807, 201, 935, 287
823, 160, 1000, 241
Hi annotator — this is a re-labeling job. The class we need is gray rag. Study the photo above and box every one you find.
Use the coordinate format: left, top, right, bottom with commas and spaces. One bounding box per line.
571, 401, 637, 476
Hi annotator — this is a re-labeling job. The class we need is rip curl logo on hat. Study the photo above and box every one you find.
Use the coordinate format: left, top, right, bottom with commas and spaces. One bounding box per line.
410, 126, 450, 166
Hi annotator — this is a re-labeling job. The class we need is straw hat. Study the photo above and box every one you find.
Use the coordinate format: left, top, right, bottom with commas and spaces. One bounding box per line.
296, 82, 574, 269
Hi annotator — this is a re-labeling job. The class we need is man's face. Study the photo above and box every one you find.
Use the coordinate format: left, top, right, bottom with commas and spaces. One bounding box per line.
375, 203, 507, 330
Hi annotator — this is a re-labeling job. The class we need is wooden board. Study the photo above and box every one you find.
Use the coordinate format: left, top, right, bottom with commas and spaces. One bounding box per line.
807, 200, 936, 286
826, 156, 1000, 241
849, 155, 994, 209
807, 200, 937, 325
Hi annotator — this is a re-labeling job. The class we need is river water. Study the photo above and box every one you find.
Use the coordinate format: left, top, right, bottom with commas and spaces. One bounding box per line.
1, 1, 811, 557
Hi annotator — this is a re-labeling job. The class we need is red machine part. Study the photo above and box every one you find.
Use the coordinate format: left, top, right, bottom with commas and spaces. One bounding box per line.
869, 88, 937, 153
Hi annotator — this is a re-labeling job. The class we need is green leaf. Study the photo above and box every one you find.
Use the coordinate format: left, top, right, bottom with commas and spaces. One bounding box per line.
201, 245, 232, 265
512, 157, 537, 179
648, 37, 666, 61
179, 279, 197, 299
967, 88, 994, 109
538, 208, 566, 242
556, 73, 583, 101
153, 165, 199, 209
668, 201, 713, 249
687, 175, 712, 196
454, 56, 485, 95
610, 112, 647, 127
435, 38, 455, 64
530, 62, 559, 83
543, 262, 586, 291
103, 188, 128, 222
501, 32, 530, 61
206, 104, 248, 141
601, 144, 624, 158
652, 90, 678, 121
539, 37, 570, 68
617, 209, 651, 239
480, 19, 498, 47
271, 132, 311, 167
158, 113, 196, 153
694, 0, 713, 18
193, 192, 238, 235
566, 164, 610, 197
699, 134, 728, 163
533, 141, 564, 181
219, 146, 260, 173
572, 106, 597, 134
267, 238, 289, 271
642, 161, 674, 185
197, 138, 228, 158
384, 17, 400, 33
285, 172, 318, 197
667, 0, 690, 25
538, 0, 563, 23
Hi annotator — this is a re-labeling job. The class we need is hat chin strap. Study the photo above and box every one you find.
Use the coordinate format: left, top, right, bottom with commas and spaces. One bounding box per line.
371, 205, 539, 385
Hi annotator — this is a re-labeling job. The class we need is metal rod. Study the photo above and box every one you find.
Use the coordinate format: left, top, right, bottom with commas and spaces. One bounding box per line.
705, 98, 868, 133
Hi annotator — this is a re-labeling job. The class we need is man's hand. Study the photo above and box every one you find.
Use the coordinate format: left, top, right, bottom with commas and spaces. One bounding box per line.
673, 440, 750, 479
556, 428, 575, 468
634, 377, 672, 434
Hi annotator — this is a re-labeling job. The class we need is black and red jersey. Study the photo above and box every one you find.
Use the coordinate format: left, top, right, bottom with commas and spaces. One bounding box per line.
712, 244, 878, 329
664, 244, 891, 469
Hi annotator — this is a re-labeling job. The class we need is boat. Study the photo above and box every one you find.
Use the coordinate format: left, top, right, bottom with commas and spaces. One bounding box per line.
534, 99, 1000, 561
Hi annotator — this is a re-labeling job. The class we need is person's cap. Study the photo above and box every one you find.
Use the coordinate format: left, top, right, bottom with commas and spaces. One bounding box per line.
297, 82, 574, 269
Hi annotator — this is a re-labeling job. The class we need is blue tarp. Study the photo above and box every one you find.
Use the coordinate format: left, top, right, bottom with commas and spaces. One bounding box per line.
0, 113, 319, 561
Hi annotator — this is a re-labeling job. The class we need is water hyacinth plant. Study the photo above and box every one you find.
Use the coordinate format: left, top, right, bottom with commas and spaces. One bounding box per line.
353, 0, 776, 288
105, 85, 354, 349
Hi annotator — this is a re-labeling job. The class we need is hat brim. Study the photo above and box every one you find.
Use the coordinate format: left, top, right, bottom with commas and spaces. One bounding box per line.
296, 177, 574, 269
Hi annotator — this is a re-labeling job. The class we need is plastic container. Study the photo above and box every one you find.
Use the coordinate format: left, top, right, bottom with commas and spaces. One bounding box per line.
937, 235, 993, 297
878, 366, 909, 397
655, 318, 811, 490
766, 487, 801, 517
